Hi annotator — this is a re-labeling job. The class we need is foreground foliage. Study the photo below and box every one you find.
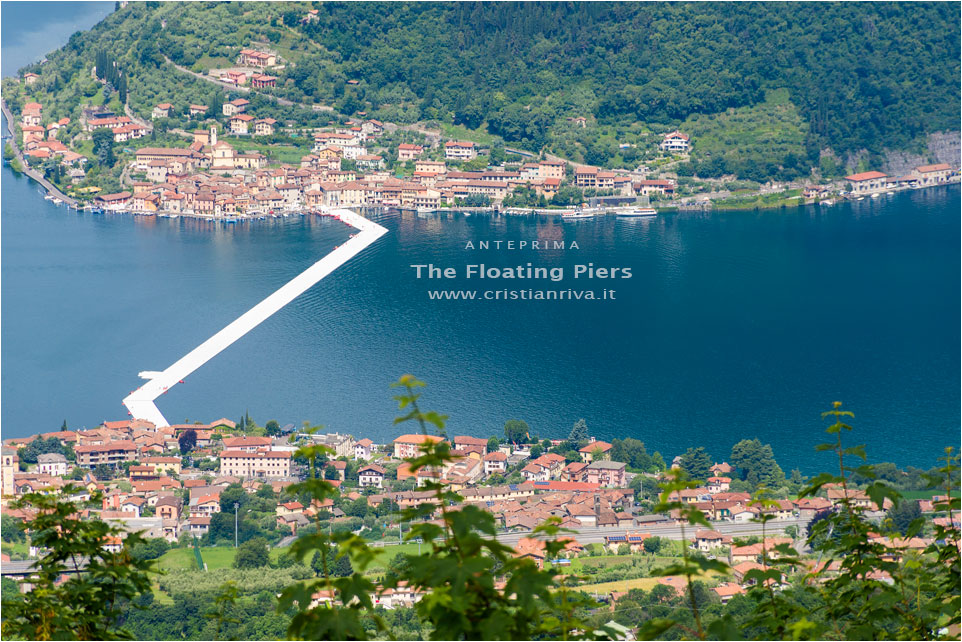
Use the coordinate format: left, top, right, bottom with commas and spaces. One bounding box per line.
0, 487, 154, 640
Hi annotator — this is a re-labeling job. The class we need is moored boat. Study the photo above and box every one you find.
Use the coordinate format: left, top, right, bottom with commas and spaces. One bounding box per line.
617, 207, 657, 218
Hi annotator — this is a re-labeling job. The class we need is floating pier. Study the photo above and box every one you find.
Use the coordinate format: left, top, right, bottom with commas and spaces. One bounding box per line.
123, 208, 388, 427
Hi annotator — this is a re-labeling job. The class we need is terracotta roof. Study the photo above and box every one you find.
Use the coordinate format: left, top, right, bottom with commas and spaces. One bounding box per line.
393, 434, 444, 445
845, 171, 887, 181
916, 163, 951, 173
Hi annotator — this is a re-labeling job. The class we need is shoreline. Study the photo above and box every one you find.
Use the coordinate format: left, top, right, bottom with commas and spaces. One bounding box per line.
0, 98, 79, 207
58, 181, 960, 224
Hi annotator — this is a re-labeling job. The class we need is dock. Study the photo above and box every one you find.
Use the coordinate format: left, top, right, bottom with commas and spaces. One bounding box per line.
122, 208, 388, 427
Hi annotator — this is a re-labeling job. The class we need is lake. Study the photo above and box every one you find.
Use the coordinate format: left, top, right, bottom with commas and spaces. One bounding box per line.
1, 3, 959, 473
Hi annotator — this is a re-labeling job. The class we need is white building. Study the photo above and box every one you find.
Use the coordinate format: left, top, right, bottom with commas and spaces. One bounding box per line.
218, 450, 291, 478
37, 452, 68, 476
358, 464, 386, 488
659, 131, 690, 153
444, 141, 477, 161
483, 451, 508, 476
354, 438, 374, 460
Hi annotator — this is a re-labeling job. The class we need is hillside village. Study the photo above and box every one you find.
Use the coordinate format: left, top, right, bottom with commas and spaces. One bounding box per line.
2, 415, 955, 612
8, 68, 958, 218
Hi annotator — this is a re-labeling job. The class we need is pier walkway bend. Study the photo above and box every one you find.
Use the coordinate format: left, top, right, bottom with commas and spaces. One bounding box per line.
123, 208, 387, 427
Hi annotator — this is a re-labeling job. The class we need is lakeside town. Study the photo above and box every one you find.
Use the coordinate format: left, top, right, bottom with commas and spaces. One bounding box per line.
2, 411, 956, 620
2, 3, 960, 637
4, 57, 959, 221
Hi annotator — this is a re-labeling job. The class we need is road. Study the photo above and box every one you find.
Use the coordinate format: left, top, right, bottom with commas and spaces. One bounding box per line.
366, 517, 811, 549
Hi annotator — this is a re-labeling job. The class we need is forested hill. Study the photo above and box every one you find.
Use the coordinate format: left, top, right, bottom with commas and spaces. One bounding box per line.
297, 2, 958, 153
9, 2, 959, 173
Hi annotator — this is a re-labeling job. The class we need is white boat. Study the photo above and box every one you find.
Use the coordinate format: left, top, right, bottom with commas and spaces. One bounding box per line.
617, 207, 657, 218
562, 210, 595, 219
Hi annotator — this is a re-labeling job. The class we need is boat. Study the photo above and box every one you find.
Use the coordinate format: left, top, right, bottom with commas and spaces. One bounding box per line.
617, 207, 657, 218
561, 210, 595, 219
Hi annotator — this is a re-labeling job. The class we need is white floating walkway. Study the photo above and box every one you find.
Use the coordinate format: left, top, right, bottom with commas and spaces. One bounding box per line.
123, 208, 388, 427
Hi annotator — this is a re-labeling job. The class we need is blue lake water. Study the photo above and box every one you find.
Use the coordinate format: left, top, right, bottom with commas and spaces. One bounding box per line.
1, 3, 959, 473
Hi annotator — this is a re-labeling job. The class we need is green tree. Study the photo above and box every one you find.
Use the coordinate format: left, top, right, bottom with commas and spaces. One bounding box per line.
91, 128, 115, 168
265, 420, 281, 436
0, 487, 153, 640
234, 537, 269, 569
887, 498, 922, 535
486, 436, 500, 453
1, 515, 25, 543
503, 419, 529, 444
730, 438, 785, 489
219, 484, 249, 514
93, 463, 114, 480
642, 536, 662, 554
610, 437, 652, 470
678, 447, 712, 480
568, 418, 588, 443
20, 437, 66, 464
178, 429, 197, 454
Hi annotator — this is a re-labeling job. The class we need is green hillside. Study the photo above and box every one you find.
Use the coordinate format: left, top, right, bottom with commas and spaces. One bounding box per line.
3, 2, 958, 180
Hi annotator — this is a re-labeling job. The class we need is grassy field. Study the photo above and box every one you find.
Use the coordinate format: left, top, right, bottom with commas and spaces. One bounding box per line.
714, 189, 805, 211
231, 138, 313, 165
575, 570, 725, 595
154, 541, 424, 574
1, 540, 30, 559
681, 88, 808, 164
438, 122, 499, 147
574, 576, 670, 594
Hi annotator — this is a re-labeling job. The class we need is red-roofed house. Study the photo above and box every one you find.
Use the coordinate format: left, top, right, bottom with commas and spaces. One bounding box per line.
483, 451, 507, 476
579, 440, 612, 463
713, 582, 745, 603
915, 163, 952, 185
707, 476, 731, 493
152, 103, 173, 119
219, 450, 291, 478
74, 441, 138, 468
221, 436, 272, 452
397, 143, 424, 161
393, 434, 445, 459
359, 464, 386, 488
694, 529, 730, 552
354, 438, 374, 460
845, 171, 888, 194
229, 113, 255, 134
659, 130, 691, 153
444, 141, 476, 161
